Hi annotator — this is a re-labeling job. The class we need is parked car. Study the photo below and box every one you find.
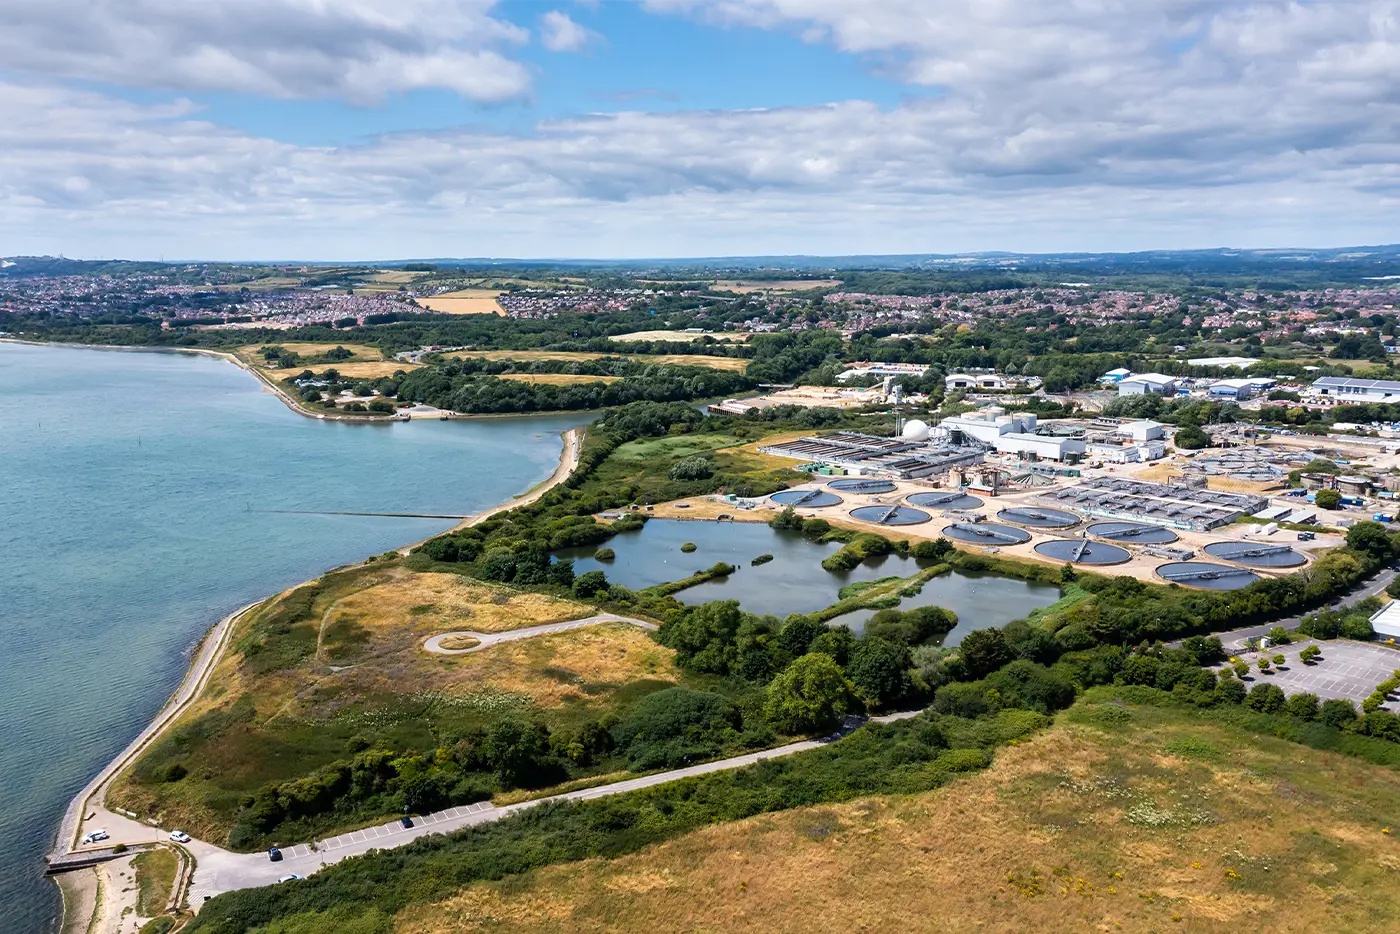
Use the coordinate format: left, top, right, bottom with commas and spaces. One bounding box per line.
268, 847, 282, 862
169, 831, 191, 843
80, 830, 109, 845
400, 816, 414, 829
277, 874, 302, 883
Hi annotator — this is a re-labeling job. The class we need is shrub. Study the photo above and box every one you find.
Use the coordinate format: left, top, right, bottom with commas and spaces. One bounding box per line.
864, 606, 957, 646
680, 542, 697, 553
668, 457, 714, 481
1215, 678, 1247, 705
1285, 692, 1320, 721
763, 653, 856, 733
593, 547, 615, 561
1267, 626, 1291, 645
572, 570, 609, 598
958, 628, 1012, 679
910, 538, 954, 561
751, 553, 774, 566
1300, 645, 1321, 664
612, 688, 741, 769
821, 534, 891, 572
1315, 489, 1342, 510
1320, 698, 1359, 728
1245, 682, 1286, 713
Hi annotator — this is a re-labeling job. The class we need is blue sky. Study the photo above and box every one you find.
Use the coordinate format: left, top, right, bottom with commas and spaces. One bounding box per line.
1, 1, 1398, 260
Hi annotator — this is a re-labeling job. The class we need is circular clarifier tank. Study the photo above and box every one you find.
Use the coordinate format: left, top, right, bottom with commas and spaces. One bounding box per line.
1087, 522, 1180, 544
770, 489, 843, 508
997, 506, 1080, 528
829, 478, 897, 494
849, 505, 932, 525
1034, 539, 1131, 565
908, 490, 985, 510
1156, 561, 1262, 590
1202, 541, 1307, 568
941, 522, 1032, 545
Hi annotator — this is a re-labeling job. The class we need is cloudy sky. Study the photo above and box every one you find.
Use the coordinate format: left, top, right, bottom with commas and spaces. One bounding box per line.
2, 0, 1398, 260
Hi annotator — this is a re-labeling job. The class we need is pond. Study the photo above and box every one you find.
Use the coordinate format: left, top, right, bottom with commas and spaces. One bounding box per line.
557, 519, 1061, 637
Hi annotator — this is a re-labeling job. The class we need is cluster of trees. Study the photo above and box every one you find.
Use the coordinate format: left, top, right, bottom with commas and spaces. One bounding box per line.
396, 361, 751, 414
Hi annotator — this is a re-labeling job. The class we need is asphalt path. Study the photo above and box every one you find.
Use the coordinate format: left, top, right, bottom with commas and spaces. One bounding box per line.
1203, 565, 1397, 651
422, 613, 658, 655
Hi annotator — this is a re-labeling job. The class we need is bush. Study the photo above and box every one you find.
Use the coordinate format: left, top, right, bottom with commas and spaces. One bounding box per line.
572, 570, 609, 598
958, 628, 1012, 679
847, 638, 913, 709
910, 538, 954, 561
612, 688, 741, 769
593, 548, 615, 561
1215, 678, 1247, 705
1266, 626, 1291, 645
763, 653, 856, 733
1320, 697, 1359, 728
751, 553, 774, 566
863, 606, 958, 647
1285, 692, 1320, 721
680, 542, 697, 553
821, 534, 891, 572
1245, 682, 1286, 713
1315, 489, 1342, 510
668, 457, 714, 481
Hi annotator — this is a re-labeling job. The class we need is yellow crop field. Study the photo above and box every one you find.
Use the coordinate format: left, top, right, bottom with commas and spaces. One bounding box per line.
238, 341, 384, 361
447, 350, 748, 372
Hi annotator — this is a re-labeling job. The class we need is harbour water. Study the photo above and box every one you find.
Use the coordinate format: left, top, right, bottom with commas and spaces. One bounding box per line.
0, 343, 580, 933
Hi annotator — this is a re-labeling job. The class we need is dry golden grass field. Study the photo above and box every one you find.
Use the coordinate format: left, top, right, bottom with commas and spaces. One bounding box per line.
237, 341, 384, 362
609, 330, 752, 343
394, 694, 1400, 934
329, 570, 589, 637
447, 350, 748, 372
713, 279, 842, 292
419, 290, 505, 315
499, 373, 622, 386
307, 361, 419, 379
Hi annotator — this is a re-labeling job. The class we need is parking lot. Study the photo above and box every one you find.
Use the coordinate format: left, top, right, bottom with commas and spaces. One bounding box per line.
1223, 639, 1400, 704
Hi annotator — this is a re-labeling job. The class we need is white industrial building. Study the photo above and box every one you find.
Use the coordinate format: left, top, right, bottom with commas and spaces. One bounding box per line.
945, 372, 1006, 391
1370, 602, 1400, 640
836, 362, 930, 383
1311, 376, 1400, 401
939, 409, 1038, 445
1188, 356, 1259, 369
996, 433, 1086, 462
1117, 373, 1178, 396
1111, 420, 1165, 442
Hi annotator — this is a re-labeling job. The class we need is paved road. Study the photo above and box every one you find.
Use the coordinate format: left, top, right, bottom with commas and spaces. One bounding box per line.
1198, 565, 1397, 651
423, 613, 658, 655
186, 708, 915, 905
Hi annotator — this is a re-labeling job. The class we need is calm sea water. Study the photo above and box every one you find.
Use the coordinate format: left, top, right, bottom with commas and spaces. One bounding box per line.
0, 343, 580, 932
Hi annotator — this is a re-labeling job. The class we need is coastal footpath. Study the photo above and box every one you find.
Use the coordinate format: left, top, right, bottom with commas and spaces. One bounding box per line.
48, 424, 582, 932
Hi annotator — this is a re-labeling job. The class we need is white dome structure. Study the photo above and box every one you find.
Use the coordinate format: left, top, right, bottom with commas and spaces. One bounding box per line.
900, 419, 931, 441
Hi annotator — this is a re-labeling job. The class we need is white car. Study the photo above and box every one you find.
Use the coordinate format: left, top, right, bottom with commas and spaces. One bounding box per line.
81, 830, 109, 845
277, 874, 302, 883
169, 831, 191, 843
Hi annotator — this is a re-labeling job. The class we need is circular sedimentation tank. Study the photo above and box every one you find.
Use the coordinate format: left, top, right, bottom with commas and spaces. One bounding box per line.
908, 490, 984, 510
1156, 561, 1262, 590
941, 522, 1031, 545
997, 506, 1080, 528
1034, 539, 1131, 565
849, 504, 932, 526
1087, 521, 1180, 544
1203, 541, 1307, 568
828, 478, 897, 494
771, 489, 843, 508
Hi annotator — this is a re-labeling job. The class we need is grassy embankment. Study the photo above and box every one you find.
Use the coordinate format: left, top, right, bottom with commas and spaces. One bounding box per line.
106, 565, 682, 847
392, 688, 1400, 934
131, 847, 179, 918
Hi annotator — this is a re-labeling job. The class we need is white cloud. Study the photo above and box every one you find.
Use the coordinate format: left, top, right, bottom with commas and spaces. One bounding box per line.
539, 10, 597, 52
3, 79, 1399, 260
0, 0, 532, 104
6, 1, 1400, 257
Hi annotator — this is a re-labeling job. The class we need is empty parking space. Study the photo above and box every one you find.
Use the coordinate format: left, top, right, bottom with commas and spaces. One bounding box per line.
1220, 640, 1400, 705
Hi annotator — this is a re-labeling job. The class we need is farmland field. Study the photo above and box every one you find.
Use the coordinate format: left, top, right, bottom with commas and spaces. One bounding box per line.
306, 361, 419, 379
419, 291, 504, 315
499, 373, 622, 386
447, 350, 748, 372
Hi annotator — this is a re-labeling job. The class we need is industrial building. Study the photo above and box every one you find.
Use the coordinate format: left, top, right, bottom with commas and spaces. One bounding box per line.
1117, 373, 1178, 396
945, 372, 1006, 391
835, 362, 930, 383
1100, 368, 1132, 384
1310, 376, 1400, 401
1187, 356, 1259, 369
758, 431, 987, 479
939, 409, 1083, 462
1038, 477, 1267, 531
1207, 377, 1275, 401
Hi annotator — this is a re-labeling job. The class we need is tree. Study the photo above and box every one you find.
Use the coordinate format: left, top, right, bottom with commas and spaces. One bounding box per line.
1299, 644, 1321, 664
810, 627, 856, 666
775, 616, 825, 660
1215, 678, 1247, 705
1257, 657, 1272, 673
1245, 682, 1286, 713
1231, 659, 1250, 679
1266, 626, 1291, 646
910, 538, 954, 561
1346, 521, 1394, 559
763, 653, 855, 733
958, 627, 1012, 679
668, 457, 713, 481
1173, 424, 1210, 449
1272, 653, 1286, 667
1285, 692, 1320, 721
483, 720, 553, 788
1315, 489, 1342, 510
847, 638, 913, 709
1320, 697, 1359, 728
572, 570, 609, 598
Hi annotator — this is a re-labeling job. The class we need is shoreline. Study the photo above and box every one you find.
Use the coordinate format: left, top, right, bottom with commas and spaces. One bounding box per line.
45, 412, 584, 931
0, 337, 648, 426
